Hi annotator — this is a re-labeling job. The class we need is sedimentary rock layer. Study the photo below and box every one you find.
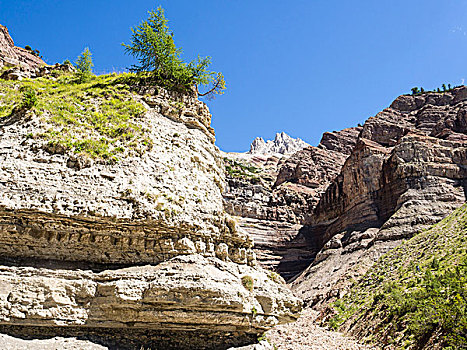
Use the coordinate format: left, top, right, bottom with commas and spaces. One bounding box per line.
0, 255, 301, 349
0, 86, 251, 266
0, 24, 45, 72
0, 68, 301, 348
292, 88, 467, 306
223, 128, 361, 279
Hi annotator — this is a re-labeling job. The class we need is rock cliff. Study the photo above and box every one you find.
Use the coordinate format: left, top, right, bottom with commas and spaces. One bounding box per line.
0, 30, 301, 348
291, 88, 467, 307
223, 127, 360, 279
0, 24, 46, 76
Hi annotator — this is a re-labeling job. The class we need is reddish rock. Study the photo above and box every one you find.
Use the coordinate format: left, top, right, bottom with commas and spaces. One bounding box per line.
0, 24, 46, 73
292, 89, 467, 307
223, 127, 361, 279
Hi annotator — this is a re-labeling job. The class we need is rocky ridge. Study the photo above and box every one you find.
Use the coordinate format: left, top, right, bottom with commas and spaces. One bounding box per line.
223, 127, 361, 279
0, 25, 46, 79
248, 132, 309, 155
291, 88, 467, 307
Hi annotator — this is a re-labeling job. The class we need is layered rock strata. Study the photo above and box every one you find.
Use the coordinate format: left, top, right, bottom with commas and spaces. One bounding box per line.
291, 88, 467, 307
0, 255, 300, 349
223, 127, 361, 279
0, 73, 301, 348
0, 24, 46, 75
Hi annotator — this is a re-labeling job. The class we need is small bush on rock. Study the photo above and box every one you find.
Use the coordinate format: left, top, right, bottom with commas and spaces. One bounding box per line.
241, 276, 254, 292
20, 87, 37, 109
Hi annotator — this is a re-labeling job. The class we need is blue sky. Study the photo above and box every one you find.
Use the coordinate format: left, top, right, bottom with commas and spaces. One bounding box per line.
2, 1, 467, 151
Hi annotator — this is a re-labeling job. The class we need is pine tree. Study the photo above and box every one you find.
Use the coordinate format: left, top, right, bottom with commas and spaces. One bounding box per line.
75, 48, 94, 83
123, 6, 225, 97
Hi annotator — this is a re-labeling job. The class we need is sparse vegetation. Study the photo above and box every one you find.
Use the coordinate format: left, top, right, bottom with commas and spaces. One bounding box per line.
411, 83, 460, 95
0, 72, 152, 161
24, 45, 41, 57
224, 158, 261, 183
328, 204, 467, 349
241, 275, 254, 292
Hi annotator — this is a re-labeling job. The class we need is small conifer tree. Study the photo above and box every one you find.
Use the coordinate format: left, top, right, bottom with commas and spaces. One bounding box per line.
123, 7, 225, 97
75, 48, 94, 83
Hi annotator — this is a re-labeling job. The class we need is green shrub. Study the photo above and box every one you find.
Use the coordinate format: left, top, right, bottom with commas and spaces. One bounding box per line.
241, 275, 254, 292
20, 87, 37, 109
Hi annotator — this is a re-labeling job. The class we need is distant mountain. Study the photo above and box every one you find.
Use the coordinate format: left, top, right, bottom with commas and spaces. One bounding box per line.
248, 132, 309, 155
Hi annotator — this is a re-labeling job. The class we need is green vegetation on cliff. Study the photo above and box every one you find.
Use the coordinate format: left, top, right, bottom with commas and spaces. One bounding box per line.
224, 158, 261, 184
123, 6, 225, 98
329, 203, 467, 349
0, 72, 151, 161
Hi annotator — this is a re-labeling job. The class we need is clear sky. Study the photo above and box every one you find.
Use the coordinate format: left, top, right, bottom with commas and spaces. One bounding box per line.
1, 1, 467, 152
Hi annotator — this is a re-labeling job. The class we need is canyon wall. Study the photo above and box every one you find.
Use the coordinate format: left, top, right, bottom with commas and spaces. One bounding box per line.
223, 128, 361, 279
292, 88, 467, 306
0, 25, 301, 349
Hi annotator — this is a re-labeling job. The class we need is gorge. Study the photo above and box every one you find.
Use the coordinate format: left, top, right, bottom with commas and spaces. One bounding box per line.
0, 22, 466, 350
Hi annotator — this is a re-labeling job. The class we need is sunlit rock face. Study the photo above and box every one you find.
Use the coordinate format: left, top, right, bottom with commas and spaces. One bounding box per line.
0, 24, 46, 78
223, 128, 361, 279
0, 27, 301, 348
248, 132, 309, 156
292, 88, 467, 307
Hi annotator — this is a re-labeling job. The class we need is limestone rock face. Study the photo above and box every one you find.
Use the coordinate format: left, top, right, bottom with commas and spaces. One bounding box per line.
223, 152, 315, 279
0, 73, 301, 347
248, 132, 309, 155
223, 128, 360, 279
291, 88, 467, 307
0, 87, 248, 267
0, 255, 301, 349
0, 24, 46, 74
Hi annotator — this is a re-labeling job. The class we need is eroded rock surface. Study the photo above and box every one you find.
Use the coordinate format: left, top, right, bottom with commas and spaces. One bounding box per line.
0, 24, 46, 76
223, 127, 361, 279
292, 88, 467, 307
0, 71, 301, 348
0, 255, 301, 349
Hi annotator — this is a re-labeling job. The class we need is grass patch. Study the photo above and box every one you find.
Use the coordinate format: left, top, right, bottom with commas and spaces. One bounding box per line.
241, 275, 254, 292
328, 204, 467, 349
0, 72, 152, 161
224, 157, 261, 183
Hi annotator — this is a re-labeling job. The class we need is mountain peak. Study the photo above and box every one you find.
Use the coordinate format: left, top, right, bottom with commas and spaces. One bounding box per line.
248, 132, 309, 155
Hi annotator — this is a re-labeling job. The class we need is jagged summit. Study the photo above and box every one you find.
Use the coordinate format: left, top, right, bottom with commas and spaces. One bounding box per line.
248, 132, 309, 155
